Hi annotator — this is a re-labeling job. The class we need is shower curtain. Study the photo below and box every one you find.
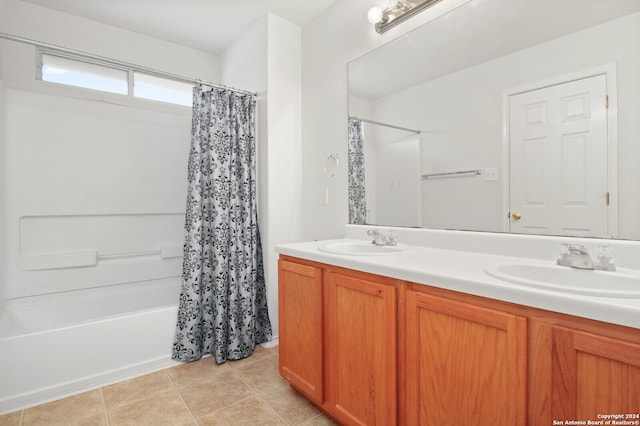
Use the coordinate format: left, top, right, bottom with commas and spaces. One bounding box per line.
348, 118, 367, 224
172, 85, 272, 364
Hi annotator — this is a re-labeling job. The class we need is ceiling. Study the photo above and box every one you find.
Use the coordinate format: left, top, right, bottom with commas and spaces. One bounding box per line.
19, 0, 337, 55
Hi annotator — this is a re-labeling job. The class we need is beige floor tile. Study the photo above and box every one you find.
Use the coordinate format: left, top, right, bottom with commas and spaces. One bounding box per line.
176, 370, 255, 418
299, 413, 341, 426
233, 356, 284, 393
10, 344, 301, 426
227, 344, 277, 370
0, 411, 22, 426
102, 370, 175, 410
259, 373, 294, 394
107, 389, 193, 426
57, 412, 108, 426
167, 356, 231, 387
197, 396, 286, 426
261, 385, 320, 425
22, 390, 105, 426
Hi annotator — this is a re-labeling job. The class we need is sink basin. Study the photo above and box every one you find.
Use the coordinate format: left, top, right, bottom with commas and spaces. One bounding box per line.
485, 262, 640, 298
318, 241, 407, 256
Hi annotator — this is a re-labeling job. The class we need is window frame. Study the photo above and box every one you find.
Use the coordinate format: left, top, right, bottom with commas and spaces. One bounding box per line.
36, 48, 193, 107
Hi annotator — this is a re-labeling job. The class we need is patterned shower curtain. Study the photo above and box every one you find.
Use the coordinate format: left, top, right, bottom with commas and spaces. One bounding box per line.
172, 85, 272, 364
348, 118, 367, 224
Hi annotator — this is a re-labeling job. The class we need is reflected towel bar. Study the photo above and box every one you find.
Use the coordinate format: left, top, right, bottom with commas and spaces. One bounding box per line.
421, 169, 481, 179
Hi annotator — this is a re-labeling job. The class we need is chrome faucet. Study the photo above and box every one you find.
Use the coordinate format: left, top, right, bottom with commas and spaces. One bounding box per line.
568, 245, 594, 270
557, 244, 615, 271
367, 229, 397, 246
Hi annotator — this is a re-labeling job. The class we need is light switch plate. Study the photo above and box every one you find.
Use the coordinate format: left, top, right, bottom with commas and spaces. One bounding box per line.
484, 168, 499, 181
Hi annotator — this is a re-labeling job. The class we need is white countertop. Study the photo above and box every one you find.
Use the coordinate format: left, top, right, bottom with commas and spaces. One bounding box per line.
276, 238, 640, 329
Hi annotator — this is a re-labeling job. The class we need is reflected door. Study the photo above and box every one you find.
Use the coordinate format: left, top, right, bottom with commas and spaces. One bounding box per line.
509, 74, 609, 237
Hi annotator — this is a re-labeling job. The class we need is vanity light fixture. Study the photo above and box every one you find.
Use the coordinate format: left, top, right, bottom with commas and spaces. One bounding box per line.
368, 0, 444, 33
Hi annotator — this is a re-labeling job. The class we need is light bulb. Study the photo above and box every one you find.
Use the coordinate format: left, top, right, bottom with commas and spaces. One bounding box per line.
367, 6, 383, 24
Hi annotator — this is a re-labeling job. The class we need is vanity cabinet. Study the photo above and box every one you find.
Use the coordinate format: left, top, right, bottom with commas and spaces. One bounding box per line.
278, 258, 398, 425
278, 255, 640, 426
278, 259, 324, 404
405, 291, 527, 425
325, 270, 397, 425
551, 326, 640, 419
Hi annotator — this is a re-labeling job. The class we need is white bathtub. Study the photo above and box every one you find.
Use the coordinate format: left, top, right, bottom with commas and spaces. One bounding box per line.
0, 279, 182, 414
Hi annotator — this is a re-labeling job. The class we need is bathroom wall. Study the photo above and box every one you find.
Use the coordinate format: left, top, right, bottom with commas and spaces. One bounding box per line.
350, 95, 424, 227
222, 13, 303, 336
263, 15, 303, 336
0, 0, 9, 306
0, 76, 6, 304
0, 0, 221, 300
300, 0, 471, 241
0, 0, 220, 79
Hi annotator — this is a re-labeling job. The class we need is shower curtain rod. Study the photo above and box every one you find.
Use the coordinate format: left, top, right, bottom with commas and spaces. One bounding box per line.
349, 115, 421, 135
0, 32, 257, 97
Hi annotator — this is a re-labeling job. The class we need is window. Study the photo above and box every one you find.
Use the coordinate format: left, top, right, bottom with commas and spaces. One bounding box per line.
41, 53, 128, 95
38, 51, 194, 107
133, 73, 192, 107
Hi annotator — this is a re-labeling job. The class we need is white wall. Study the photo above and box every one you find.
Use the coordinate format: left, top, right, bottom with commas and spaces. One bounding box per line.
0, 0, 9, 304
0, 0, 220, 80
301, 0, 471, 240
0, 0, 221, 302
0, 80, 5, 304
222, 14, 302, 338
374, 137, 421, 227
264, 15, 303, 337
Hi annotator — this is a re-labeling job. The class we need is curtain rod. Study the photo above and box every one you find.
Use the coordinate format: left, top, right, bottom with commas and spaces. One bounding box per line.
349, 116, 421, 134
0, 32, 257, 97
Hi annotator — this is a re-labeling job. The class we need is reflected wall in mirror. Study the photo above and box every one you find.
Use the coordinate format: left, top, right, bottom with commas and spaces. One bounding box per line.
348, 116, 422, 227
348, 0, 640, 240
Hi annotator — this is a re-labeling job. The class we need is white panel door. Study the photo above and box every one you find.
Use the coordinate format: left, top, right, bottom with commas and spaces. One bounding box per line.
509, 75, 609, 237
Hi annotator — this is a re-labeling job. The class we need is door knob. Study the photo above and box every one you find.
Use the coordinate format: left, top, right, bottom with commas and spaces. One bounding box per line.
511, 212, 522, 221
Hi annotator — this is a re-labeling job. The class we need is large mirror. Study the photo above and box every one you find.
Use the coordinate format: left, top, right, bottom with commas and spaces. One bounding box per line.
348, 0, 640, 240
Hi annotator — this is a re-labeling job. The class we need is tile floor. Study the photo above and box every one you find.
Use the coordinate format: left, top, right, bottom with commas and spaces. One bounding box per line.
0, 345, 338, 426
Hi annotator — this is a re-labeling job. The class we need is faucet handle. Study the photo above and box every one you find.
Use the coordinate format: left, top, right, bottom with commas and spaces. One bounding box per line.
367, 229, 383, 245
366, 229, 396, 246
595, 244, 616, 271
557, 243, 571, 266
568, 244, 589, 254
387, 231, 397, 246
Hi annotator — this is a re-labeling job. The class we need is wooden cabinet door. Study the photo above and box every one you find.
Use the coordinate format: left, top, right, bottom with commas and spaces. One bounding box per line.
552, 326, 640, 418
278, 259, 324, 404
405, 291, 527, 425
326, 271, 397, 426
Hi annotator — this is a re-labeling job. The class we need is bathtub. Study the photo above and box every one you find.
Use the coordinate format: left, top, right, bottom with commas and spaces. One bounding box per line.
0, 278, 182, 414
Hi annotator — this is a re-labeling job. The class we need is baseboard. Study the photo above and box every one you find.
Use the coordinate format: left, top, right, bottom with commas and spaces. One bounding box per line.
0, 355, 181, 415
261, 336, 279, 349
